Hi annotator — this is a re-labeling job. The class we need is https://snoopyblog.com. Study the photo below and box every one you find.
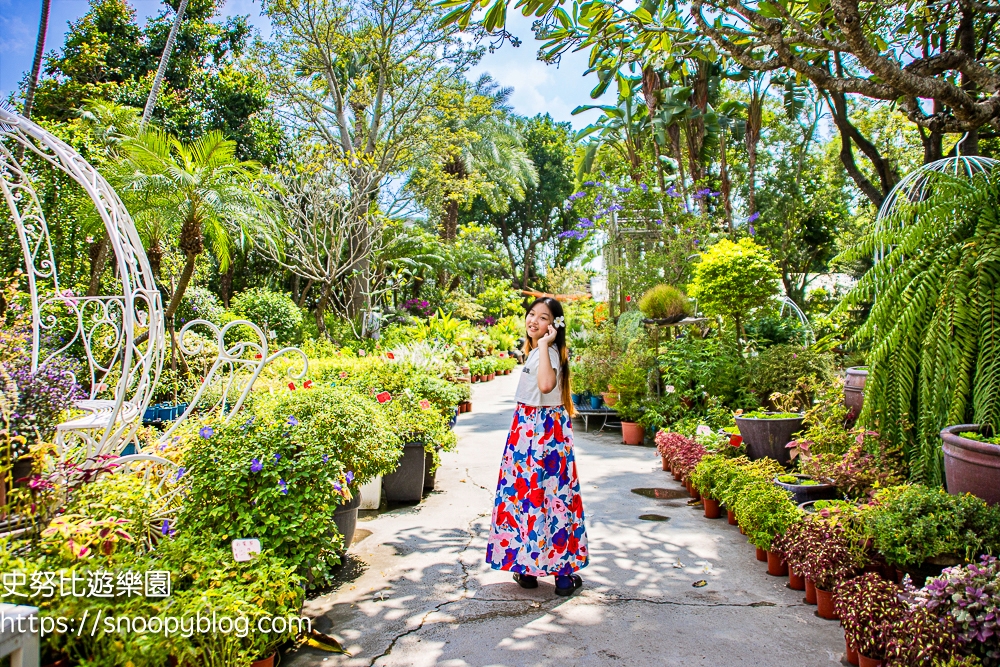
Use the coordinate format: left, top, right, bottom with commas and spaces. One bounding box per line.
1, 568, 312, 638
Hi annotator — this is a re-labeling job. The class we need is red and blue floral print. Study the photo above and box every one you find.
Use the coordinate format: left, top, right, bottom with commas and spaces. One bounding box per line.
486, 403, 588, 577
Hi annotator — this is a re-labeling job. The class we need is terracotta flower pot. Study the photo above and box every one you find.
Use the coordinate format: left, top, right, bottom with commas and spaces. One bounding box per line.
466, 402, 472, 413
846, 640, 860, 666
689, 484, 700, 501
805, 577, 817, 605
815, 586, 838, 620
250, 654, 276, 667
755, 546, 767, 562
727, 509, 737, 525
766, 550, 788, 576
661, 455, 669, 471
672, 468, 682, 481
621, 421, 645, 445
858, 654, 883, 667
788, 570, 805, 591
703, 497, 721, 519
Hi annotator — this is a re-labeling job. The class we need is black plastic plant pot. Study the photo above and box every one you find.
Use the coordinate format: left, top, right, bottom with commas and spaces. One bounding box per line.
424, 446, 441, 491
332, 493, 362, 551
734, 413, 805, 466
383, 442, 426, 502
773, 474, 838, 505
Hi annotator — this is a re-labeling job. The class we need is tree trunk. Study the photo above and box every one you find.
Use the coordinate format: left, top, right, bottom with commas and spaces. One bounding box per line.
719, 127, 734, 231
442, 198, 459, 241
21, 0, 50, 122
220, 265, 234, 308
87, 235, 110, 297
141, 0, 189, 128
746, 93, 763, 215
164, 252, 197, 321
315, 283, 331, 339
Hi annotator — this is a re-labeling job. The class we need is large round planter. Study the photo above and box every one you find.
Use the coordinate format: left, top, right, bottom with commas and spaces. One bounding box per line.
815, 587, 838, 620
788, 570, 805, 591
727, 509, 737, 526
621, 421, 645, 445
846, 640, 859, 666
773, 474, 839, 505
766, 550, 788, 576
734, 414, 805, 465
844, 366, 868, 417
703, 497, 721, 519
383, 442, 426, 502
805, 578, 817, 605
359, 475, 382, 510
333, 493, 362, 550
858, 655, 883, 667
755, 546, 767, 562
941, 424, 1000, 505
250, 653, 276, 667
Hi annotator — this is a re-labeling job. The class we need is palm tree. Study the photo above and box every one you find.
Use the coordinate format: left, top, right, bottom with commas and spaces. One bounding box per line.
22, 0, 51, 121
419, 75, 537, 241
121, 130, 272, 324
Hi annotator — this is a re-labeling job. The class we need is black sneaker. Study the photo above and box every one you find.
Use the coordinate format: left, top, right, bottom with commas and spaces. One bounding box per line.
554, 574, 583, 597
513, 573, 538, 589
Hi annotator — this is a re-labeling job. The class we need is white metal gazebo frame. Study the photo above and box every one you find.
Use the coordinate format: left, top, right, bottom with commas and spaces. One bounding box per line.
1, 106, 306, 466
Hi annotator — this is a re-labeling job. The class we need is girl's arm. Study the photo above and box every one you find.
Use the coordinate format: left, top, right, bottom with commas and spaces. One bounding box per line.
536, 325, 558, 394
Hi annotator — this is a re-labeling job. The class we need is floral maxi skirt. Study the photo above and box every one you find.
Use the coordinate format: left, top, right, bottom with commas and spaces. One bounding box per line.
486, 403, 588, 577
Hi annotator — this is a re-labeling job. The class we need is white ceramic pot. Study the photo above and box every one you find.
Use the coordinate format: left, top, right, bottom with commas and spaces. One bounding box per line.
359, 475, 382, 510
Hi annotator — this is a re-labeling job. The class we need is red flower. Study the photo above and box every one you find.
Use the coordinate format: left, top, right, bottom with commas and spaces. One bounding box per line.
418, 399, 431, 409
254, 353, 262, 360
625, 295, 632, 302
386, 352, 395, 360
376, 391, 392, 404
288, 382, 296, 391
303, 380, 313, 389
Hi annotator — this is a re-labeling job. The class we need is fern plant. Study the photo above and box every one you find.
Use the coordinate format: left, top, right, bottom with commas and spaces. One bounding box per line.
836, 169, 1000, 485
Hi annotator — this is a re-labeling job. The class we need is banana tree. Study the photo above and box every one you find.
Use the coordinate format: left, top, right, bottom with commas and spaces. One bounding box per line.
573, 75, 650, 183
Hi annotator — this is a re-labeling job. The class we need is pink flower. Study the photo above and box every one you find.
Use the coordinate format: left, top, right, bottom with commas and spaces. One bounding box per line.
419, 399, 431, 410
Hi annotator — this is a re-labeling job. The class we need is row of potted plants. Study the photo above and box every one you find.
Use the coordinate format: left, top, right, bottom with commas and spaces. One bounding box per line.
468, 354, 517, 382
665, 444, 1000, 666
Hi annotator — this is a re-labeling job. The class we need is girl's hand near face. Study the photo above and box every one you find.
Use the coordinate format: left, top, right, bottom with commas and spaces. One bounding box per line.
538, 325, 558, 347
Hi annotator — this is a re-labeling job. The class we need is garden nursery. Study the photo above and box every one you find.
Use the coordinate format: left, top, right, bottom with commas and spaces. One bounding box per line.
1, 0, 1000, 664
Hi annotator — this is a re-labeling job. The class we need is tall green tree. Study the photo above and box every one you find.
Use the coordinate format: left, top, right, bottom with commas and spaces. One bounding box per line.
120, 130, 272, 324
463, 114, 579, 289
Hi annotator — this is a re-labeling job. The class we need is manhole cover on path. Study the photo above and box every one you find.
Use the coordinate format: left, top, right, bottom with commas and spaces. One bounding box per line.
638, 514, 670, 521
631, 487, 688, 499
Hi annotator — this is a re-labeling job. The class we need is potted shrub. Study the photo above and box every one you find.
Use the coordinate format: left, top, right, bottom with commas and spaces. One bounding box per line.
690, 455, 730, 519
865, 484, 1000, 586
638, 284, 692, 324
773, 473, 838, 505
884, 605, 967, 667
380, 394, 457, 501
771, 519, 808, 590
940, 424, 1000, 505
731, 480, 800, 575
616, 401, 646, 445
906, 555, 1000, 664
834, 573, 907, 667
795, 521, 857, 619
733, 410, 805, 465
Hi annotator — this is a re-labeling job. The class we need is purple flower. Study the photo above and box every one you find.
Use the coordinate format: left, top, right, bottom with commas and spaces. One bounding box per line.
608, 203, 623, 212
749, 224, 756, 236
747, 211, 760, 223
568, 191, 586, 201
274, 453, 281, 463
594, 193, 603, 205
161, 520, 170, 536
577, 219, 594, 229
199, 426, 214, 439
322, 454, 329, 464
693, 239, 700, 245
333, 482, 342, 492
278, 479, 288, 495
583, 180, 596, 186
616, 186, 632, 194
346, 471, 354, 484
640, 183, 648, 193
666, 186, 683, 198
655, 219, 663, 225
287, 415, 298, 427
174, 467, 185, 481
250, 458, 263, 473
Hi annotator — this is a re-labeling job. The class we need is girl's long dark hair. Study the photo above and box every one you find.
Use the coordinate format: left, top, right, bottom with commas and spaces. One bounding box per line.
522, 297, 574, 416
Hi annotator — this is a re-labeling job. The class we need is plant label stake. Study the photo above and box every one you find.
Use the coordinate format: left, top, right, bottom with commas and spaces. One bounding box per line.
232, 538, 261, 562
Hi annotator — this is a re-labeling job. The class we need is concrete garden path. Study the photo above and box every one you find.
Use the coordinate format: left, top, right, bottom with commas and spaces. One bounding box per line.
287, 373, 846, 667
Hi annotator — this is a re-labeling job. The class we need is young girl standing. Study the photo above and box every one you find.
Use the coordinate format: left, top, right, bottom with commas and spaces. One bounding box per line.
486, 297, 588, 596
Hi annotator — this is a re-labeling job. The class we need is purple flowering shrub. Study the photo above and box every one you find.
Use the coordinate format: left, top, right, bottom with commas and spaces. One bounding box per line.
909, 556, 1000, 664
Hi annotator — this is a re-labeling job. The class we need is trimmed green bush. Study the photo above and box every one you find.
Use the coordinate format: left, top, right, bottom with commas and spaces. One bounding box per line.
231, 287, 304, 344
638, 284, 691, 322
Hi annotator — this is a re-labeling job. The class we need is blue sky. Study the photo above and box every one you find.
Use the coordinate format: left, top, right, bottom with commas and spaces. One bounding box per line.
0, 0, 612, 128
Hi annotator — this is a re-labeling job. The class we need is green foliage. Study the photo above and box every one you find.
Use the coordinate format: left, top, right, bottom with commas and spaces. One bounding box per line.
178, 415, 349, 587
638, 284, 692, 322
688, 238, 781, 334
258, 386, 402, 486
231, 288, 304, 345
865, 485, 1000, 568
176, 286, 225, 326
744, 314, 809, 347
746, 344, 834, 408
732, 481, 801, 550
475, 277, 523, 321
689, 454, 732, 498
383, 393, 458, 453
836, 170, 1000, 485
656, 333, 755, 412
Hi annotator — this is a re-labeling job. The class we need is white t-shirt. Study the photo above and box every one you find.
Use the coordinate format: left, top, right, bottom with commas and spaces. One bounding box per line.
514, 345, 563, 407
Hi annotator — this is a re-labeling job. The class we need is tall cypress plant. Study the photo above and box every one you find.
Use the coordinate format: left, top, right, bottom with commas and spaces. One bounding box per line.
837, 169, 1000, 485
